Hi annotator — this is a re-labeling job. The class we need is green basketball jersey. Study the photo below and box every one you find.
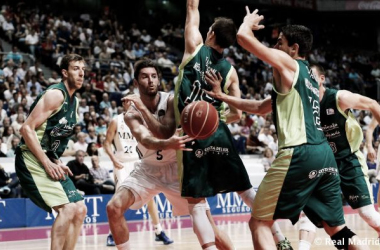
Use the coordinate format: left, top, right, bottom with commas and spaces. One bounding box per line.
319, 88, 362, 159
174, 44, 233, 125
272, 60, 326, 149
19, 82, 79, 160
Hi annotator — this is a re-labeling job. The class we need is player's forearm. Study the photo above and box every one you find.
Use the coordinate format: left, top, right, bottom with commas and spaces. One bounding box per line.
103, 141, 117, 162
139, 107, 173, 139
221, 94, 269, 116
20, 125, 51, 167
140, 136, 169, 150
187, 0, 199, 12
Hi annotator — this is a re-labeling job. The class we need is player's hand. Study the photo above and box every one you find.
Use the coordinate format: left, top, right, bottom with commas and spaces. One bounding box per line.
121, 94, 145, 111
243, 7, 265, 31
44, 160, 68, 181
204, 71, 224, 99
367, 145, 376, 161
167, 134, 194, 151
113, 159, 125, 170
57, 162, 73, 178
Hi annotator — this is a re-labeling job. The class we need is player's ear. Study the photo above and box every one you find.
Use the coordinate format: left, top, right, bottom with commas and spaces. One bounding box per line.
133, 78, 138, 87
292, 43, 299, 54
61, 69, 68, 78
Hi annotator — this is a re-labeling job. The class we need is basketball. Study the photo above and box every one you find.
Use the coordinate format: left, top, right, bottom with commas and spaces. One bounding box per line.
180, 101, 219, 140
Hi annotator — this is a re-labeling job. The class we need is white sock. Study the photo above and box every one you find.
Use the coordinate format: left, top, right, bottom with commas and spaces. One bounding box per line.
154, 223, 163, 235
116, 241, 131, 250
271, 221, 285, 243
188, 202, 215, 246
299, 240, 312, 250
239, 188, 256, 208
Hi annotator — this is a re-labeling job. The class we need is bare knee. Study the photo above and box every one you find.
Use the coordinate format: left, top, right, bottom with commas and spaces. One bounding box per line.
107, 190, 134, 220
74, 202, 87, 221
249, 217, 273, 232
55, 203, 77, 221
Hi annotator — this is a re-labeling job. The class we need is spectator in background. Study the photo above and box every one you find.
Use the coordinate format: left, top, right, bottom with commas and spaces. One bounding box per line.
6, 136, 20, 157
11, 114, 25, 137
0, 164, 15, 198
86, 142, 100, 156
6, 46, 23, 66
48, 70, 62, 85
0, 100, 7, 125
25, 28, 39, 59
67, 150, 106, 195
95, 116, 107, 135
99, 92, 111, 110
89, 155, 115, 194
258, 125, 274, 147
262, 147, 275, 172
85, 126, 97, 144
73, 132, 88, 153
78, 98, 89, 120
61, 139, 76, 157
0, 138, 7, 157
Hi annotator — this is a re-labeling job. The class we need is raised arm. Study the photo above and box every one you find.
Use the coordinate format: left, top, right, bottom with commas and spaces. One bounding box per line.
237, 7, 296, 90
125, 111, 192, 151
224, 68, 242, 124
182, 0, 203, 61
20, 89, 72, 180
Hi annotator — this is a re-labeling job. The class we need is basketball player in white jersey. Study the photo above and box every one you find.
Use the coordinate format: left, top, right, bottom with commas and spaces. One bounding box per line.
103, 97, 173, 246
107, 59, 234, 250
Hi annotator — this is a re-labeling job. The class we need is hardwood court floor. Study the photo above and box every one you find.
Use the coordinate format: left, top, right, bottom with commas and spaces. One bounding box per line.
0, 208, 379, 249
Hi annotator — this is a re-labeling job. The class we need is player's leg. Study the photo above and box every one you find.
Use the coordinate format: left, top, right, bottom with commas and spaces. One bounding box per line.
339, 152, 380, 237
298, 212, 316, 250
62, 201, 87, 250
206, 210, 234, 250
106, 188, 135, 248
51, 203, 79, 250
147, 199, 174, 245
187, 197, 217, 250
238, 187, 292, 249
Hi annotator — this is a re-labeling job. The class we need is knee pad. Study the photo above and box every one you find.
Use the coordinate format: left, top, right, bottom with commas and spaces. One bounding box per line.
299, 214, 316, 233
330, 226, 355, 250
239, 188, 256, 209
357, 205, 380, 231
188, 202, 209, 214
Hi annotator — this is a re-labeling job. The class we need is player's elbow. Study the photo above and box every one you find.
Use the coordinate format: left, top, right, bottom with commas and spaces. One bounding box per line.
19, 124, 30, 137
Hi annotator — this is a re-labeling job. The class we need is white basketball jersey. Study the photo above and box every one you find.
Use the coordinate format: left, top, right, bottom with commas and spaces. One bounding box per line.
136, 92, 176, 165
113, 113, 139, 163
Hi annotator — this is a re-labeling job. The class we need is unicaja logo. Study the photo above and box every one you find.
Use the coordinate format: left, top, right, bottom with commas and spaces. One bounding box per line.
309, 170, 318, 179
195, 149, 204, 158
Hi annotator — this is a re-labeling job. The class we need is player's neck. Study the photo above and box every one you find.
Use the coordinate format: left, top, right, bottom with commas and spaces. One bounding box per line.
141, 94, 160, 113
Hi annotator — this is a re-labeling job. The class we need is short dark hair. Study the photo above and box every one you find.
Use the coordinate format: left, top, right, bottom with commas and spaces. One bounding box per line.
310, 63, 325, 75
212, 17, 237, 48
134, 58, 160, 80
281, 25, 313, 57
59, 54, 84, 72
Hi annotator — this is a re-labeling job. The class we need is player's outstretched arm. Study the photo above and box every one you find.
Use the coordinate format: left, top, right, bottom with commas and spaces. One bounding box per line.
339, 90, 380, 160
205, 70, 272, 116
